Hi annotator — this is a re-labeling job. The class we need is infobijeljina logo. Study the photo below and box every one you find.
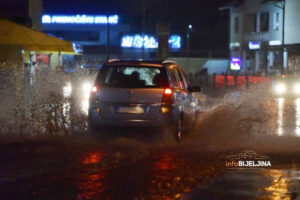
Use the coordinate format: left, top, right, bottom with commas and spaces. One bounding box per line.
226, 151, 272, 169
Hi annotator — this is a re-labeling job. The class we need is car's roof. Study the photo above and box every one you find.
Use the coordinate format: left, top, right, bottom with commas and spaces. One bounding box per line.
103, 60, 177, 67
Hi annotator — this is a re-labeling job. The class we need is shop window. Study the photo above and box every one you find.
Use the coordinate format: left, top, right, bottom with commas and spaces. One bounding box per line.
260, 12, 269, 32
245, 13, 257, 33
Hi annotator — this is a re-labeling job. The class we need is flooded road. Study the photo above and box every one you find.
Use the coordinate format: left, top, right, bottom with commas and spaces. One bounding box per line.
185, 169, 300, 200
0, 137, 224, 200
1, 84, 300, 199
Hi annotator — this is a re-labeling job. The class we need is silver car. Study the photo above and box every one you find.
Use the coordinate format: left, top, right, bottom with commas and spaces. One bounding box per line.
88, 60, 200, 141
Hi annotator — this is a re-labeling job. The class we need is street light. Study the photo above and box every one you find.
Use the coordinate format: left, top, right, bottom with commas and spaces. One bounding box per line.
186, 24, 192, 73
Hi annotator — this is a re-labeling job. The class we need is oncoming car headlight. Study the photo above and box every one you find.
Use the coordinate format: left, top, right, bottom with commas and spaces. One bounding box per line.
82, 82, 92, 99
82, 82, 92, 92
275, 83, 286, 94
294, 83, 300, 94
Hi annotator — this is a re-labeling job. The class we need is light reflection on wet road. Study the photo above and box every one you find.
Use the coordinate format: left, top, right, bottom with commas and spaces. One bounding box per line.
185, 169, 300, 200
2, 89, 300, 199
276, 97, 300, 137
277, 98, 284, 136
73, 149, 223, 200
295, 99, 300, 136
77, 151, 105, 200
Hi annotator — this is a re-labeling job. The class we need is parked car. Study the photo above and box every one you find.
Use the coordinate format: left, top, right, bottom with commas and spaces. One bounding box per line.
88, 60, 201, 141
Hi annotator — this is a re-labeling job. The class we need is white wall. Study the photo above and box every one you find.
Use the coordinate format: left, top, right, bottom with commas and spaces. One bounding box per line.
230, 0, 300, 45
167, 57, 229, 75
285, 0, 300, 44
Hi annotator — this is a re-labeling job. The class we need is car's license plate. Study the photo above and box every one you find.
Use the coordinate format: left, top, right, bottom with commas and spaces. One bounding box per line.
116, 106, 144, 114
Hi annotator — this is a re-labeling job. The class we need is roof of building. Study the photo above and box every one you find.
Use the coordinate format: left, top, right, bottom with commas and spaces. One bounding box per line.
219, 0, 245, 10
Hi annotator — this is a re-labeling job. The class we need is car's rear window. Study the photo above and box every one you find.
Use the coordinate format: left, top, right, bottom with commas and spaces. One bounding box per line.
96, 65, 169, 88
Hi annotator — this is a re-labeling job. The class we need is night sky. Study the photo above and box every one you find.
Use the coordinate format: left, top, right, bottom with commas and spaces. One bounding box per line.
43, 0, 231, 52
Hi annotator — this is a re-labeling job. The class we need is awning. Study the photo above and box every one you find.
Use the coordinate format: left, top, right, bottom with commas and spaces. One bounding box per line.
0, 19, 75, 53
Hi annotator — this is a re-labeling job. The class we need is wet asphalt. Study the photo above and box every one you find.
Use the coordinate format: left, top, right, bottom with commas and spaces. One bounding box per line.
1, 88, 300, 199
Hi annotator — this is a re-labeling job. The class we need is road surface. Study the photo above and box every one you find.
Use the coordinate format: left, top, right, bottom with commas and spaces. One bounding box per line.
0, 85, 300, 199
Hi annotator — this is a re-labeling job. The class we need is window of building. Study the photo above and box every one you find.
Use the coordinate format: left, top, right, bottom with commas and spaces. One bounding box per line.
274, 12, 280, 31
245, 13, 257, 33
260, 12, 269, 32
234, 17, 239, 33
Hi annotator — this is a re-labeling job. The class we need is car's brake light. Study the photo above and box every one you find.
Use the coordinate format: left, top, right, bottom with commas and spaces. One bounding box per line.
90, 86, 99, 102
162, 88, 173, 104
91, 86, 98, 93
164, 88, 173, 95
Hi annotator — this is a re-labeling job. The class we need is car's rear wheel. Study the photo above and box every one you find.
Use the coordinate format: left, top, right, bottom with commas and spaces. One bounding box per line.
88, 111, 98, 133
173, 115, 184, 143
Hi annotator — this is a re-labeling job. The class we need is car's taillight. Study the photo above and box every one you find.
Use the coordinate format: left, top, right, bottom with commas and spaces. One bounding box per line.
91, 86, 98, 94
164, 88, 173, 95
162, 88, 173, 104
90, 86, 99, 102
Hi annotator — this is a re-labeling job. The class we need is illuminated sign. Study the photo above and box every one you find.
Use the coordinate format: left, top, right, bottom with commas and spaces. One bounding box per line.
121, 35, 181, 49
269, 40, 281, 46
72, 43, 83, 54
169, 35, 181, 49
230, 42, 240, 50
132, 35, 148, 48
42, 14, 119, 24
249, 41, 261, 50
230, 57, 241, 70
121, 36, 134, 48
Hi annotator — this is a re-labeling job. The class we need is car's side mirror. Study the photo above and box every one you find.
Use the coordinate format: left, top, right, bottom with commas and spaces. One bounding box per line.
188, 85, 201, 93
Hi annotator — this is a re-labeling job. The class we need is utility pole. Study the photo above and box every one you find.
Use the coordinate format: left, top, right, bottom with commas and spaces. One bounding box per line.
186, 24, 192, 74
142, 0, 146, 59
281, 0, 286, 73
106, 15, 110, 62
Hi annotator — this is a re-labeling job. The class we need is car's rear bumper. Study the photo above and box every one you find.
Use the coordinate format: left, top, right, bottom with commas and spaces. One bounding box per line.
89, 109, 173, 128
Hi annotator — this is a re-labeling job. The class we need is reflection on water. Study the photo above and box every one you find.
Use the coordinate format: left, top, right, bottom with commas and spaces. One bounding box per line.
62, 82, 73, 129
81, 99, 89, 116
83, 152, 104, 165
81, 83, 91, 116
154, 151, 178, 172
63, 102, 71, 128
195, 169, 300, 199
264, 169, 300, 200
63, 82, 72, 98
264, 170, 289, 200
277, 98, 284, 136
151, 151, 181, 199
295, 99, 300, 136
77, 151, 105, 200
276, 98, 300, 137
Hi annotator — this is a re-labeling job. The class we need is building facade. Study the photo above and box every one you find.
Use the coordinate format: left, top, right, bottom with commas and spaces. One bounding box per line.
227, 0, 300, 74
41, 14, 183, 61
